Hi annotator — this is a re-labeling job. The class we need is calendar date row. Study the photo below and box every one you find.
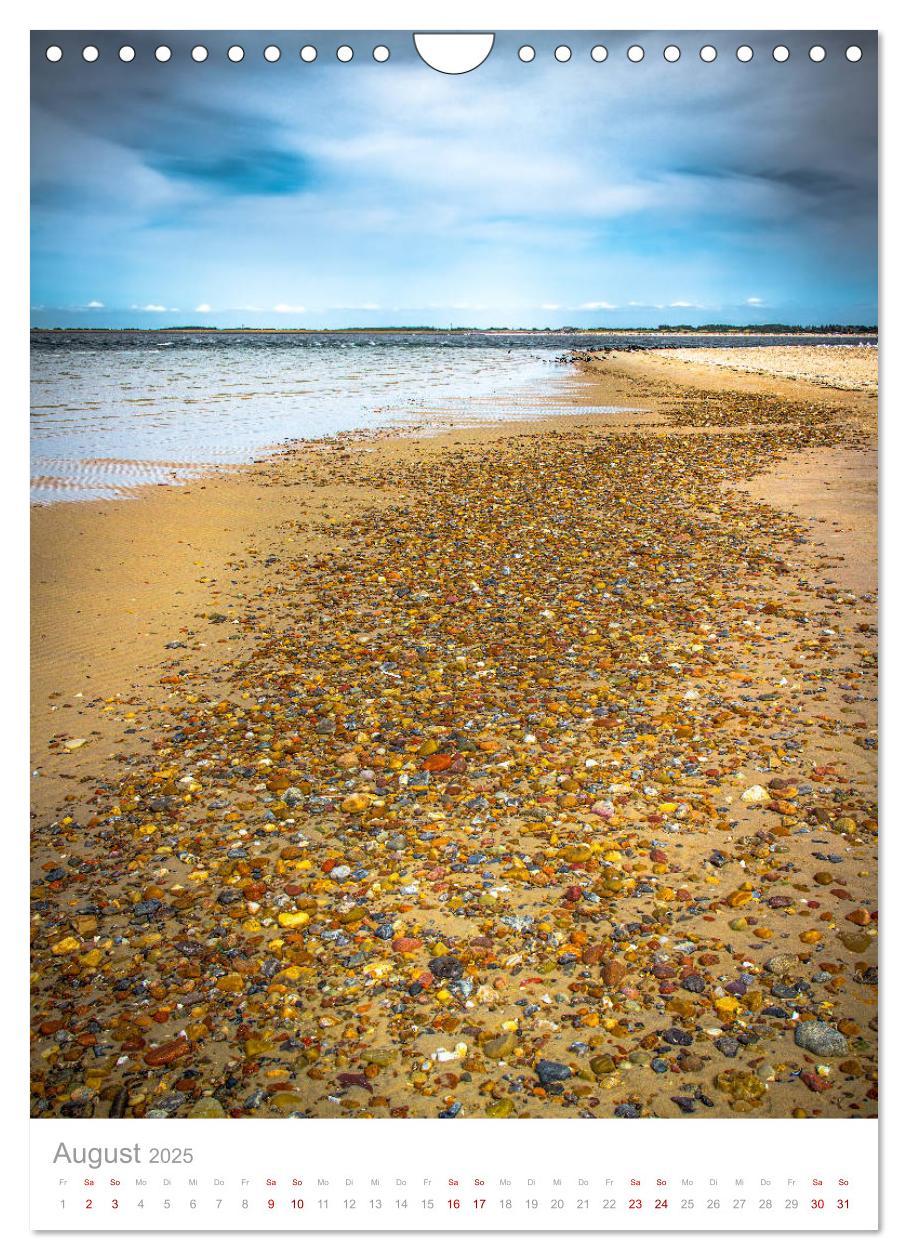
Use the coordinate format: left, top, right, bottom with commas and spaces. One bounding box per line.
61, 1195, 852, 1214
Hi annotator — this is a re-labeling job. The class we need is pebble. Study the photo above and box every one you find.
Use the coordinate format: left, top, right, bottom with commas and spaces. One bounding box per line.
794, 1022, 850, 1058
428, 956, 463, 982
614, 1103, 641, 1118
536, 1060, 572, 1085
589, 1054, 617, 1077
741, 784, 771, 803
189, 1097, 226, 1118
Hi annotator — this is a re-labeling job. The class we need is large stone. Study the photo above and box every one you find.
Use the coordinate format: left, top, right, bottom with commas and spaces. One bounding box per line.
189, 1097, 226, 1118
429, 955, 463, 982
794, 1021, 849, 1057
536, 1059, 571, 1085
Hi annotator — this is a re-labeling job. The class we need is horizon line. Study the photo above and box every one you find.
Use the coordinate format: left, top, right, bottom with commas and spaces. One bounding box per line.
31, 322, 880, 334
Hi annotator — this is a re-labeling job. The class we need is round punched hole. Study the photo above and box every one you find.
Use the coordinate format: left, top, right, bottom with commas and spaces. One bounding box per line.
119, 45, 136, 62
373, 45, 390, 62
846, 45, 863, 62
518, 44, 535, 62
773, 45, 790, 62
554, 45, 572, 62
191, 45, 208, 62
627, 45, 645, 63
45, 45, 63, 63
591, 45, 608, 63
155, 46, 172, 63
809, 46, 826, 62
663, 45, 681, 63
699, 45, 717, 62
300, 45, 317, 63
227, 45, 245, 63
264, 45, 281, 63
82, 45, 99, 62
337, 45, 354, 62
736, 45, 754, 62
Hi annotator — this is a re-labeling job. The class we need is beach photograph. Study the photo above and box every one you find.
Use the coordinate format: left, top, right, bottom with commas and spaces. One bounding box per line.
30, 31, 878, 1120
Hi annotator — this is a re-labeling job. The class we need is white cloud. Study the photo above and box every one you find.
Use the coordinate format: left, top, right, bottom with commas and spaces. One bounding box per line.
274, 303, 306, 313
131, 303, 167, 312
30, 55, 876, 329
195, 303, 212, 313
85, 299, 104, 309
669, 300, 698, 308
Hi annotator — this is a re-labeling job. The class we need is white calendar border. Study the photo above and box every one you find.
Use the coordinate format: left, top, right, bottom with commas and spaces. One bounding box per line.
5, 0, 903, 1253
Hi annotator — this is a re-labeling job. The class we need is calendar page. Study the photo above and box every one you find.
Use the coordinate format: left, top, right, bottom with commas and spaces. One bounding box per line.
26, 6, 880, 1239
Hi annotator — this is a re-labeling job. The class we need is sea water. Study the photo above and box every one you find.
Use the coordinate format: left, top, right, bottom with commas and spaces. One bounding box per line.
30, 330, 875, 503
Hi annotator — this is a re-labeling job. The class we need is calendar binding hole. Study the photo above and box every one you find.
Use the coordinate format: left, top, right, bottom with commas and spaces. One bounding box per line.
413, 33, 495, 74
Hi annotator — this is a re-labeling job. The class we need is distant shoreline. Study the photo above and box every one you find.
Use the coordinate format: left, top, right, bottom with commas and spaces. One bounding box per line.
32, 324, 879, 337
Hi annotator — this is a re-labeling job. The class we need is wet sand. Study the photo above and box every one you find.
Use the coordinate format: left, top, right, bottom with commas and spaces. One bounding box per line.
30, 348, 877, 1119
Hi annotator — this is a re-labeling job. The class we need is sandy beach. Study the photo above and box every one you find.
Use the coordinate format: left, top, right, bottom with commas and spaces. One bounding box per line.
30, 346, 877, 1120
634, 345, 878, 394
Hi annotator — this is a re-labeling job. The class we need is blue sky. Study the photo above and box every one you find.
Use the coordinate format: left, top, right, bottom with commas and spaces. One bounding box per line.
30, 31, 877, 328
